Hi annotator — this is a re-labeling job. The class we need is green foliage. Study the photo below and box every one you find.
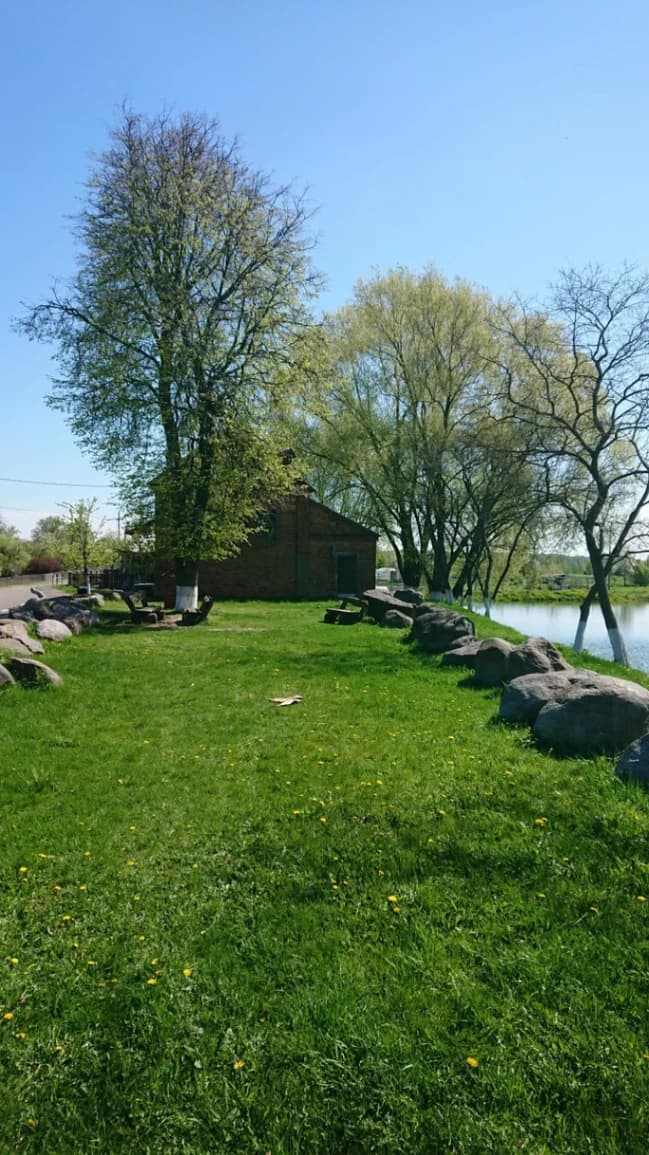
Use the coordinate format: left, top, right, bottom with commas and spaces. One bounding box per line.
0, 518, 28, 576
1, 604, 649, 1152
19, 110, 321, 580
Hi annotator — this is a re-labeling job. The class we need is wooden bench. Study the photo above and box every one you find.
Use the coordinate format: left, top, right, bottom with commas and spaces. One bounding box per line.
119, 591, 164, 625
181, 595, 215, 627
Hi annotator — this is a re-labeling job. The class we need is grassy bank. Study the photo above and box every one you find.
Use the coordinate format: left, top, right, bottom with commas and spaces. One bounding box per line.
496, 584, 649, 605
2, 603, 649, 1153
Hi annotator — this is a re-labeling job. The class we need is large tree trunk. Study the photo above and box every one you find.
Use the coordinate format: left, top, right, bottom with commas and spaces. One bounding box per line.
589, 550, 629, 665
573, 584, 596, 652
175, 559, 199, 611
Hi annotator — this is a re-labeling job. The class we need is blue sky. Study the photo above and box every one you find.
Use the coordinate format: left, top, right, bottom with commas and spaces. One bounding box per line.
3, 0, 649, 535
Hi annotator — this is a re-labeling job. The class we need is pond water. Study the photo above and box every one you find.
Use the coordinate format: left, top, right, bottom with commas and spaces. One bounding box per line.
476, 602, 649, 674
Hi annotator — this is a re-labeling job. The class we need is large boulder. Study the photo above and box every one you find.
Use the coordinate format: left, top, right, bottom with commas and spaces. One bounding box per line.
533, 677, 649, 755
0, 663, 15, 690
441, 638, 483, 668
0, 635, 34, 659
473, 637, 515, 686
393, 588, 423, 605
9, 597, 51, 621
6, 658, 63, 689
36, 619, 73, 642
507, 637, 572, 680
411, 609, 476, 654
615, 735, 649, 788
362, 589, 415, 624
0, 619, 30, 641
500, 670, 600, 725
383, 609, 412, 629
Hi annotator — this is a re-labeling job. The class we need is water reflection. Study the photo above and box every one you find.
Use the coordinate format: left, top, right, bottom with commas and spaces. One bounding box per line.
476, 602, 649, 673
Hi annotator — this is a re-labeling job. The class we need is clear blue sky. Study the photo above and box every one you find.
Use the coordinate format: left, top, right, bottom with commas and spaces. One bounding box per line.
3, 0, 648, 536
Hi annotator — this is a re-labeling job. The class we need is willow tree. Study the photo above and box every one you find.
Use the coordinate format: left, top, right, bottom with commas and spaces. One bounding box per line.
19, 110, 320, 609
300, 267, 541, 596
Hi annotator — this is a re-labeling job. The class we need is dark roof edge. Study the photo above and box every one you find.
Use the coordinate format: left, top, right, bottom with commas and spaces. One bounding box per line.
304, 495, 379, 538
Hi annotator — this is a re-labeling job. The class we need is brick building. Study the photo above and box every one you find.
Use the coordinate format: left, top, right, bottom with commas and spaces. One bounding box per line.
157, 492, 377, 602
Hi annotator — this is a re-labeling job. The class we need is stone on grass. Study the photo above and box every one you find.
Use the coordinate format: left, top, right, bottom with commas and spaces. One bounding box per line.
440, 638, 483, 668
473, 637, 515, 686
384, 609, 412, 629
499, 670, 599, 725
506, 637, 572, 680
615, 735, 649, 788
411, 609, 476, 654
0, 619, 30, 641
6, 658, 63, 689
393, 588, 423, 605
533, 677, 649, 755
0, 636, 34, 659
36, 619, 73, 641
0, 663, 15, 690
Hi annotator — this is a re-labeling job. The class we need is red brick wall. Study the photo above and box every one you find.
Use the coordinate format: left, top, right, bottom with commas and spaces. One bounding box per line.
156, 495, 376, 602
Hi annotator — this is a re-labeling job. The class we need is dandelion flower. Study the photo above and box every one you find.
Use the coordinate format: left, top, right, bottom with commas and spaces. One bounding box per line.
183, 967, 192, 978
19, 866, 28, 874
233, 1059, 245, 1070
387, 895, 398, 903
10, 958, 18, 966
3, 1012, 14, 1020
146, 978, 157, 986
637, 896, 646, 902
466, 1056, 479, 1068
534, 817, 548, 826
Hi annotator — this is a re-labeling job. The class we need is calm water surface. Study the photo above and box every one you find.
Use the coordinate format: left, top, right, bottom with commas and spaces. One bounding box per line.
478, 602, 649, 673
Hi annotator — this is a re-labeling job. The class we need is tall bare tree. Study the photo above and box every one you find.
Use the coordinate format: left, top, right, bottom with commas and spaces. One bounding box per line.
496, 265, 649, 663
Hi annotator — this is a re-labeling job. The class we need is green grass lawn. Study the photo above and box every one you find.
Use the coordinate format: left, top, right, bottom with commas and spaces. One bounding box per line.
2, 603, 649, 1153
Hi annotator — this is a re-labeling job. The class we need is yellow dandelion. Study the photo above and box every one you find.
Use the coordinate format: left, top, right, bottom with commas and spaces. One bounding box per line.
146, 978, 158, 986
466, 1056, 479, 1068
127, 860, 136, 867
637, 896, 646, 902
19, 866, 28, 874
10, 958, 19, 966
536, 893, 546, 899
87, 960, 97, 966
183, 967, 192, 978
62, 914, 72, 921
534, 817, 548, 826
27, 1119, 37, 1127
319, 816, 327, 823
233, 1059, 245, 1070
392, 905, 401, 913
14, 1031, 26, 1039
387, 895, 398, 903
84, 851, 91, 857
3, 1012, 14, 1020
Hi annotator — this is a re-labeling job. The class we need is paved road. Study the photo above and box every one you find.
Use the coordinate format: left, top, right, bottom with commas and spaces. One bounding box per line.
0, 583, 63, 614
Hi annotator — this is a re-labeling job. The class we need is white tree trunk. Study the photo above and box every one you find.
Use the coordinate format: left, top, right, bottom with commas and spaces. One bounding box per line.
483, 596, 492, 619
573, 618, 587, 652
608, 626, 629, 665
175, 583, 198, 611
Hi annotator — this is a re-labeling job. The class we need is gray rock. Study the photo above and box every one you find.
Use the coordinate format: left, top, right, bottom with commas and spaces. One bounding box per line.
0, 635, 34, 659
383, 609, 412, 629
615, 734, 649, 787
362, 588, 415, 623
507, 637, 572, 680
0, 619, 30, 641
533, 678, 649, 755
393, 588, 423, 605
6, 658, 63, 689
411, 609, 476, 654
9, 597, 51, 621
440, 638, 483, 668
473, 637, 515, 686
500, 670, 599, 725
444, 633, 480, 651
0, 663, 15, 690
36, 619, 73, 641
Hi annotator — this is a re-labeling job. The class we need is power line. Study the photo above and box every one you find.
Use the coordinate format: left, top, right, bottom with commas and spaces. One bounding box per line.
0, 476, 114, 488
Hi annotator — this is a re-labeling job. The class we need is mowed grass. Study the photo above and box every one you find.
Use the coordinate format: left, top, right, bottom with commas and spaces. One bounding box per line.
1, 603, 649, 1154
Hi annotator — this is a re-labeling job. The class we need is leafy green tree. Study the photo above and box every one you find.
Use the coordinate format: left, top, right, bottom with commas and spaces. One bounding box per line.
300, 268, 544, 596
0, 519, 28, 577
19, 110, 320, 609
